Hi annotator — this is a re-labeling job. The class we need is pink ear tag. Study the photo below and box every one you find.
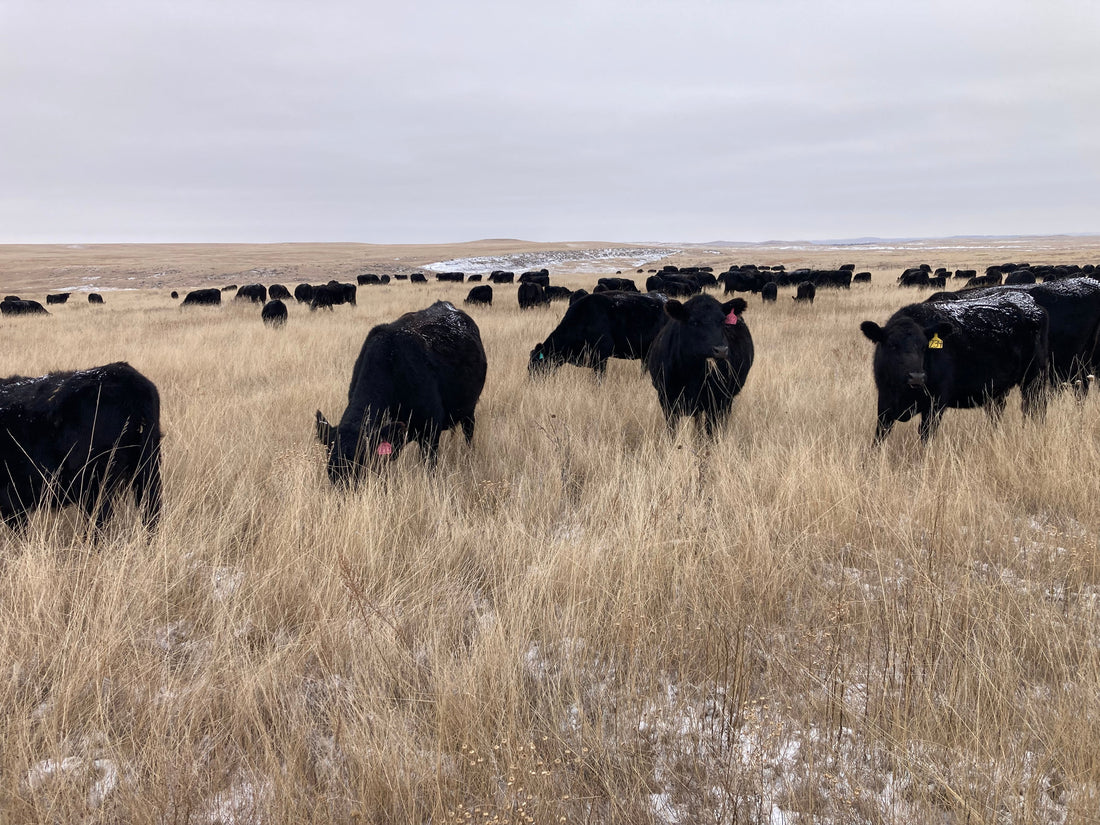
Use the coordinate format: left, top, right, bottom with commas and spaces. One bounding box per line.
724, 310, 739, 325
376, 441, 393, 456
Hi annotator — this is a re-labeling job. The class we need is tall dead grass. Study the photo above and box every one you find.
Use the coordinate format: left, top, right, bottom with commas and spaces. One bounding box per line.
1, 272, 1098, 823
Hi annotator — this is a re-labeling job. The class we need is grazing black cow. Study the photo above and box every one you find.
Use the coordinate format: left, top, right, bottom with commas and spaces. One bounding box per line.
761, 282, 778, 302
46, 293, 71, 305
410, 272, 428, 283
235, 284, 267, 303
310, 282, 356, 310
794, 282, 816, 303
0, 362, 162, 533
269, 284, 291, 300
357, 273, 381, 286
88, 293, 104, 304
393, 273, 408, 280
465, 285, 493, 306
644, 295, 754, 437
545, 286, 572, 303
860, 291, 1049, 443
294, 283, 314, 303
170, 291, 179, 299
1, 299, 49, 316
568, 288, 589, 306
966, 273, 1004, 289
518, 282, 550, 309
928, 277, 1100, 399
1004, 270, 1037, 285
489, 271, 515, 284
519, 271, 550, 287
262, 299, 288, 327
647, 274, 700, 297
467, 273, 482, 282
436, 271, 465, 283
315, 301, 487, 479
596, 277, 638, 293
529, 291, 670, 378
181, 288, 222, 307
853, 272, 872, 284
222, 285, 238, 292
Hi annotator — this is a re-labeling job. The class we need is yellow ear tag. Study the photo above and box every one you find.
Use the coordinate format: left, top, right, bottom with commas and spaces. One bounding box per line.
928, 333, 944, 350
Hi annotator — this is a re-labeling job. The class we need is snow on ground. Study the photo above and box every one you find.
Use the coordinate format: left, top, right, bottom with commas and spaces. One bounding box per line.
426, 247, 678, 275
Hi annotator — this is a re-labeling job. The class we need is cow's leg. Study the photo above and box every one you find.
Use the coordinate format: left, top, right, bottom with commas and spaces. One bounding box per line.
872, 412, 895, 446
461, 417, 476, 445
918, 407, 944, 442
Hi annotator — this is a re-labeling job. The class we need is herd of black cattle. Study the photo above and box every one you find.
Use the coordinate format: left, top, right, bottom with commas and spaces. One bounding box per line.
2, 257, 1100, 535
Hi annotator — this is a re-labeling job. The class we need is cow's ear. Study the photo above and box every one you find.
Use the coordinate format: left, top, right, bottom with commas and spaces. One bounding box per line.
664, 300, 687, 321
315, 410, 334, 446
723, 298, 747, 316
860, 321, 884, 343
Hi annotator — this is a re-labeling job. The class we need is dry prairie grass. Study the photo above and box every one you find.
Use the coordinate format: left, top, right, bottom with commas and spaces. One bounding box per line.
1, 241, 1100, 823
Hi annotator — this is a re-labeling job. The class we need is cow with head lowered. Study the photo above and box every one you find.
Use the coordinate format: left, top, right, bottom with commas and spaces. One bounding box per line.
860, 291, 1049, 443
315, 301, 487, 481
645, 295, 754, 437
0, 362, 162, 534
529, 291, 669, 378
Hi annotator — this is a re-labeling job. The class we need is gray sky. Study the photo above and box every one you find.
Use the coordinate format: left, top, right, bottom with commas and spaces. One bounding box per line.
2, 0, 1098, 244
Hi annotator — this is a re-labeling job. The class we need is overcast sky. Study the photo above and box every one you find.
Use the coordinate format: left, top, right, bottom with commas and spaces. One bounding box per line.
2, 0, 1098, 244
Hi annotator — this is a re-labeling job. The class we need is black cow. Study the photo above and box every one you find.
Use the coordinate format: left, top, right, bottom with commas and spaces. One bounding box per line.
310, 282, 356, 310
644, 295, 754, 437
4, 296, 19, 301
170, 291, 179, 299
647, 274, 700, 297
794, 282, 816, 303
529, 291, 670, 378
860, 291, 1049, 443
357, 273, 381, 286
595, 277, 638, 293
235, 284, 267, 303
518, 282, 550, 309
489, 271, 515, 284
927, 277, 1100, 399
467, 273, 482, 282
1004, 270, 1037, 285
519, 271, 550, 287
262, 299, 288, 327
221, 285, 238, 292
393, 274, 408, 280
294, 283, 314, 303
761, 282, 778, 302
181, 288, 222, 307
545, 286, 573, 303
315, 301, 487, 479
269, 284, 291, 300
1, 299, 49, 316
568, 288, 589, 306
966, 273, 1004, 289
46, 293, 71, 305
410, 273, 428, 283
853, 272, 872, 284
0, 362, 162, 533
465, 285, 493, 306
88, 293, 104, 304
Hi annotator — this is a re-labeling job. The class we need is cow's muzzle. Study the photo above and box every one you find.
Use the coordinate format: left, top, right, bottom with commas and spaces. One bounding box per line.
907, 371, 927, 388
711, 345, 729, 359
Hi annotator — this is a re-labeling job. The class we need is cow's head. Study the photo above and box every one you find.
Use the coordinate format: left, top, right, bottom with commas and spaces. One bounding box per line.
528, 341, 560, 375
861, 316, 954, 404
664, 295, 742, 361
316, 410, 407, 484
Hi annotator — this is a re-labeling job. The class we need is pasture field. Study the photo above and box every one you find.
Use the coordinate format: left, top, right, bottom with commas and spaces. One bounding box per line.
2, 238, 1100, 823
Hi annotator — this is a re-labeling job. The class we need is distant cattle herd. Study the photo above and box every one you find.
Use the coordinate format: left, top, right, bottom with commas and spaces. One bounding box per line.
4, 256, 1100, 533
